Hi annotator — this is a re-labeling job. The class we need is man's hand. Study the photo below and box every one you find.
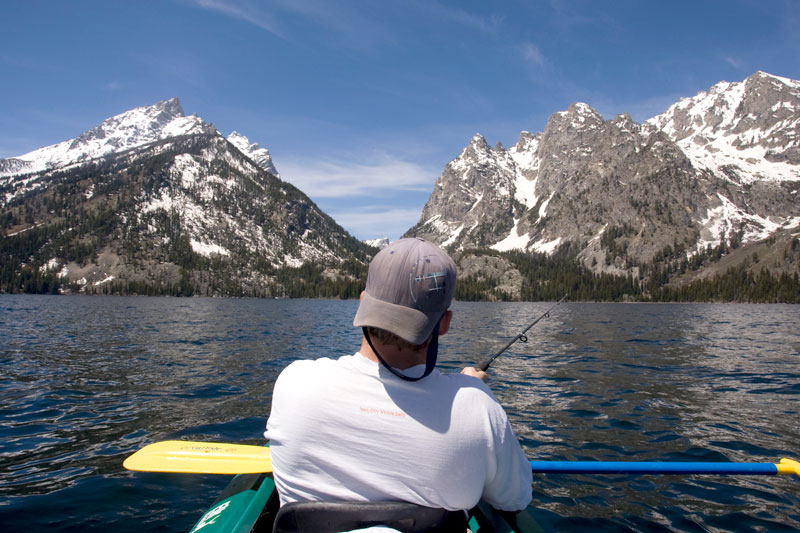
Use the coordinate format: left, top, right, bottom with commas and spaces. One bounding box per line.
461, 366, 488, 383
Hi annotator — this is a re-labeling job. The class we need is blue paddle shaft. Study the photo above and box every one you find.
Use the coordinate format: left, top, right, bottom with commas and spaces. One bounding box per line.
529, 460, 779, 476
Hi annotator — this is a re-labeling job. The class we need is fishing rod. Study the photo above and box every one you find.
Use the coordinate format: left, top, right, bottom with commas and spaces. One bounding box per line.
478, 294, 568, 372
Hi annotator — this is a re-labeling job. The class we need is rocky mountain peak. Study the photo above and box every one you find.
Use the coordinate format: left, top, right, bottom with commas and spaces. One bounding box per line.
559, 102, 604, 128
611, 112, 635, 127
0, 98, 215, 181
470, 132, 489, 145
226, 131, 280, 177
72, 97, 200, 147
735, 71, 800, 138
159, 97, 185, 118
406, 71, 800, 286
1, 99, 374, 296
514, 131, 538, 149
647, 71, 800, 182
542, 102, 604, 145
462, 133, 492, 156
449, 133, 509, 175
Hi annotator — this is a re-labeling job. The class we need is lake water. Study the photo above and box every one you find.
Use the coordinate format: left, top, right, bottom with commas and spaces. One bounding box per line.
1, 295, 798, 531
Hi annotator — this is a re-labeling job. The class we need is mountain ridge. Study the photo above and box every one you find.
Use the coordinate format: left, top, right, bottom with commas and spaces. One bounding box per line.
1, 98, 210, 181
1, 99, 372, 296
408, 71, 799, 249
2, 72, 798, 301
405, 71, 799, 300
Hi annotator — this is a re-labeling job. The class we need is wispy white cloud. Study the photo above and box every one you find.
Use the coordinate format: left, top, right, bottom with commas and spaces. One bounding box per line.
276, 0, 386, 40
722, 55, 745, 70
190, 0, 287, 38
327, 206, 424, 241
274, 150, 437, 240
522, 42, 546, 67
186, 0, 508, 53
543, 0, 618, 32
103, 81, 124, 91
416, 1, 503, 35
187, 0, 391, 48
279, 154, 437, 199
272, 144, 439, 240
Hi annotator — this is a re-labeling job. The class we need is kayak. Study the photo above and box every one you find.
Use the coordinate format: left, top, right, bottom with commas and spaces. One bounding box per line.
189, 471, 544, 533
123, 439, 541, 531
122, 440, 797, 531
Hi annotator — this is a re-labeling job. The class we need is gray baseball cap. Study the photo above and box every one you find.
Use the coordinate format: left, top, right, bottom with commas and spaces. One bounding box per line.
354, 238, 457, 345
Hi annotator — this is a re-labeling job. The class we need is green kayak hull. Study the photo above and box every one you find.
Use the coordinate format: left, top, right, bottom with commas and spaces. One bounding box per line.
189, 472, 542, 533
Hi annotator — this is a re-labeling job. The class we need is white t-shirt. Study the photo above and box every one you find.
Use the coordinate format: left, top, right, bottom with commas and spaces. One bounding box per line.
264, 353, 532, 512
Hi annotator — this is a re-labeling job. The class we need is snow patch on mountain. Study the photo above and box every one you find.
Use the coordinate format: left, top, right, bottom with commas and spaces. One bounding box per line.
364, 237, 390, 249
191, 240, 230, 257
492, 220, 531, 251
508, 132, 540, 208
647, 71, 800, 184
226, 131, 280, 177
698, 192, 798, 252
532, 237, 562, 254
442, 223, 464, 248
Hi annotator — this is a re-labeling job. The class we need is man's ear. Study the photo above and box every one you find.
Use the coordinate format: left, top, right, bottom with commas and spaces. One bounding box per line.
439, 310, 453, 336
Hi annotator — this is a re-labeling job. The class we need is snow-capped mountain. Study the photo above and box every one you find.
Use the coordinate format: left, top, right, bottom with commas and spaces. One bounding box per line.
407, 72, 800, 281
364, 237, 390, 249
0, 99, 212, 180
646, 71, 800, 183
1, 99, 281, 202
3, 74, 797, 300
226, 131, 280, 178
0, 99, 372, 296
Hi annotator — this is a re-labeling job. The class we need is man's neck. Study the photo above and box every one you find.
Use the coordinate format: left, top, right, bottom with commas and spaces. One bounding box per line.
359, 336, 427, 370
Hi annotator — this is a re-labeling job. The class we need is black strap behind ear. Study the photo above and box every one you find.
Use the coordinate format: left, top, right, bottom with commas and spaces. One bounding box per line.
363, 321, 440, 382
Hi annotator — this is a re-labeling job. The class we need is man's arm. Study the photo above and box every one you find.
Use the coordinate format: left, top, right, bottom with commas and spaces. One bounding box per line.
482, 414, 533, 511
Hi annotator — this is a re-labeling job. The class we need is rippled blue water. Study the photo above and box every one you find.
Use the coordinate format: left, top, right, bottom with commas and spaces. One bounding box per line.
1, 295, 798, 531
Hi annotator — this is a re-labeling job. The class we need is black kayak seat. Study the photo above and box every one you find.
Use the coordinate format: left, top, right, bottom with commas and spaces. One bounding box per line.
272, 500, 468, 532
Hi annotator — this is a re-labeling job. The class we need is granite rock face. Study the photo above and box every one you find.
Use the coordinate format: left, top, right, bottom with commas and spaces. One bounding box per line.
406, 72, 800, 275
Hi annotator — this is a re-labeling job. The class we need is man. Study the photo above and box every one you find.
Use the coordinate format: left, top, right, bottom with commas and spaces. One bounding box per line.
265, 238, 532, 513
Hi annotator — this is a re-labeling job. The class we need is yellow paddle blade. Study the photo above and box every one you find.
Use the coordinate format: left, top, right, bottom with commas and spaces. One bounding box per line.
777, 458, 799, 477
123, 440, 272, 474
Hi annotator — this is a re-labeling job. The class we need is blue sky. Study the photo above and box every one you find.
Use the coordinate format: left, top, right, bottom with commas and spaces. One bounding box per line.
2, 1, 799, 241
